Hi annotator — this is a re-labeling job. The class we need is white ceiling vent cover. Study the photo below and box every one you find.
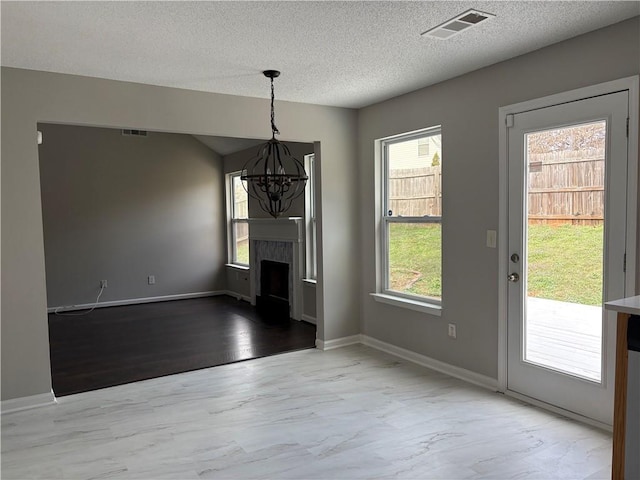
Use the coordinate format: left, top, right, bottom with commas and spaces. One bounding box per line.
422, 9, 495, 40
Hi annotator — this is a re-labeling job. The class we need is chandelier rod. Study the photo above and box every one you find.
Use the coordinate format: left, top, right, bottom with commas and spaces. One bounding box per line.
264, 69, 281, 139
270, 75, 279, 138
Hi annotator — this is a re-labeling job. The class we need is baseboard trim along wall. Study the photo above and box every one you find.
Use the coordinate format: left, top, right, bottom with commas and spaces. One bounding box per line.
361, 335, 498, 391
48, 291, 226, 313
223, 291, 252, 303
301, 314, 317, 325
328, 335, 611, 429
1, 391, 57, 415
316, 335, 362, 351
316, 333, 498, 391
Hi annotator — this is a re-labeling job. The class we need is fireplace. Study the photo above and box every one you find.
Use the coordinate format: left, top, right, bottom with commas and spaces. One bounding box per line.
257, 260, 290, 318
248, 217, 304, 320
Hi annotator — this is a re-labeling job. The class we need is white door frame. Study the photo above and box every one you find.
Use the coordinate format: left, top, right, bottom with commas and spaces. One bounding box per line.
497, 76, 639, 421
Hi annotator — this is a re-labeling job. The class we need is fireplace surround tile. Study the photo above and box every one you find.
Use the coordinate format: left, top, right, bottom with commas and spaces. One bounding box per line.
248, 218, 304, 320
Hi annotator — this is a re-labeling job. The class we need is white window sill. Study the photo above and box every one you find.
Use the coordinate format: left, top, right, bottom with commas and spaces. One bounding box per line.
225, 263, 250, 271
303, 278, 317, 286
370, 293, 442, 317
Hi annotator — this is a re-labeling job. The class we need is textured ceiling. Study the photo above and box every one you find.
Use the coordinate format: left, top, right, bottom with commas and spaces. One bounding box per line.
1, 1, 639, 109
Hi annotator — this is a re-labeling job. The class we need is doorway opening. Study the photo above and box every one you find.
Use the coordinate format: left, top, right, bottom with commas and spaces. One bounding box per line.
38, 123, 318, 396
498, 77, 638, 426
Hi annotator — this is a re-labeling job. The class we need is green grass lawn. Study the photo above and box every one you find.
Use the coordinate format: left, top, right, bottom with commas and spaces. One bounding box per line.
387, 223, 603, 306
388, 223, 442, 299
236, 240, 249, 265
527, 224, 603, 306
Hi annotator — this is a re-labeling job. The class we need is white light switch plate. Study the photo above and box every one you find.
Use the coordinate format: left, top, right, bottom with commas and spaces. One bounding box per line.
486, 230, 497, 248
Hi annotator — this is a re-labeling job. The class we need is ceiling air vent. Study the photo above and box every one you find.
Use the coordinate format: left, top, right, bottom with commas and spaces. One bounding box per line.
121, 129, 148, 137
421, 9, 495, 40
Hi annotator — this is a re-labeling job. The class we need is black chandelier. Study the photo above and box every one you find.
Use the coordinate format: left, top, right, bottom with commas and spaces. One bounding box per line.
241, 70, 308, 218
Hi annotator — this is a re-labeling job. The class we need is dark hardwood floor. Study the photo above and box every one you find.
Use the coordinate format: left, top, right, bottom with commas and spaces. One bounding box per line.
48, 296, 316, 396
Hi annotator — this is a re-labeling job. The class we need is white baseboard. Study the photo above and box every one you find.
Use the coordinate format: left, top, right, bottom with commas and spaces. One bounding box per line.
316, 334, 362, 351
1, 391, 57, 415
301, 314, 316, 325
313, 334, 497, 391
361, 335, 498, 391
360, 335, 607, 430
224, 291, 252, 303
48, 291, 226, 313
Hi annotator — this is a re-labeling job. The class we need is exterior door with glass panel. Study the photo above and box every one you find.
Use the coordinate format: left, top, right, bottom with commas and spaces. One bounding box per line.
507, 91, 629, 425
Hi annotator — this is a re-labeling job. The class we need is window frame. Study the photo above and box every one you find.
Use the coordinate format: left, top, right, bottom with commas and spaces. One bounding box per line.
226, 171, 249, 267
376, 126, 443, 313
304, 153, 317, 280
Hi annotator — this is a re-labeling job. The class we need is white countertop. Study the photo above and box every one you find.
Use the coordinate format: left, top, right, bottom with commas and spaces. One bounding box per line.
604, 295, 640, 316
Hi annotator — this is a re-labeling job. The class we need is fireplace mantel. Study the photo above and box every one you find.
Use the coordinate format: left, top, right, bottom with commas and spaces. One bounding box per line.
248, 217, 304, 320
247, 217, 303, 243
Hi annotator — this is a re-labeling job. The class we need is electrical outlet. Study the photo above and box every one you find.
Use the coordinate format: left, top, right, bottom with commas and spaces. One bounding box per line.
148, 275, 155, 285
448, 323, 457, 339
100, 280, 108, 288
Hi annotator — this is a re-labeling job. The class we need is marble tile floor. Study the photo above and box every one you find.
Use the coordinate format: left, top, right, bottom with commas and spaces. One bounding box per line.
1, 345, 611, 479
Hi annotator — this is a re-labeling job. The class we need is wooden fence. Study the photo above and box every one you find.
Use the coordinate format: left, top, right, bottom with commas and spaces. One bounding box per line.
389, 149, 604, 225
388, 166, 441, 217
235, 198, 249, 243
528, 150, 604, 225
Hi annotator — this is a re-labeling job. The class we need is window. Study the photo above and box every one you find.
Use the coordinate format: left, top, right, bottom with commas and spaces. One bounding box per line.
227, 172, 249, 265
418, 138, 429, 157
380, 127, 442, 306
304, 154, 317, 279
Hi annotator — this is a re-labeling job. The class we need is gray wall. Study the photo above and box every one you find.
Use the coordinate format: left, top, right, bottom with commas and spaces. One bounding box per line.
358, 17, 640, 379
2, 18, 637, 404
226, 267, 250, 300
303, 282, 317, 321
38, 124, 225, 307
1, 69, 358, 401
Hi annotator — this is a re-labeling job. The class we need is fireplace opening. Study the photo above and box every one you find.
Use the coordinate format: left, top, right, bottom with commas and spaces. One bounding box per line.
257, 260, 290, 319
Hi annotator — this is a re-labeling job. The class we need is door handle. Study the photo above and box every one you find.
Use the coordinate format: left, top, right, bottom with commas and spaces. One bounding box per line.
508, 273, 520, 282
